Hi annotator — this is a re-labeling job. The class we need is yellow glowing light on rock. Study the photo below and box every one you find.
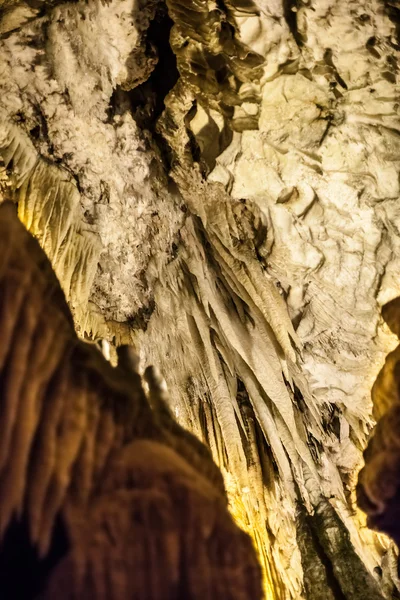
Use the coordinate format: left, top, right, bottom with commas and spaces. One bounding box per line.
223, 469, 277, 600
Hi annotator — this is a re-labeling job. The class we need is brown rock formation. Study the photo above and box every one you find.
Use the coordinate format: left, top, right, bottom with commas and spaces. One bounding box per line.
358, 297, 400, 550
0, 201, 262, 599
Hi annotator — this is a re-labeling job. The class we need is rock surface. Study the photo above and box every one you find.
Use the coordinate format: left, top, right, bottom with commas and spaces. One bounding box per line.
1, 0, 400, 597
0, 201, 262, 599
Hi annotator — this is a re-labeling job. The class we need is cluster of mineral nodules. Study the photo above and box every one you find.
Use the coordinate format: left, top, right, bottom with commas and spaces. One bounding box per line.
357, 297, 400, 547
0, 201, 262, 599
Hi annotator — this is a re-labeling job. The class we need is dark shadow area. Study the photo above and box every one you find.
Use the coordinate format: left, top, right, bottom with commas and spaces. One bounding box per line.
107, 3, 179, 171
128, 3, 179, 130
0, 515, 69, 599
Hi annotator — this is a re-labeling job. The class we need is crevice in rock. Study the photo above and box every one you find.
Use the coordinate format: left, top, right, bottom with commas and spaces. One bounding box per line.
312, 500, 387, 600
125, 297, 156, 332
296, 504, 346, 600
137, 4, 179, 123
106, 2, 179, 173
283, 0, 304, 47
323, 48, 348, 90
127, 4, 179, 128
384, 1, 400, 46
236, 378, 280, 480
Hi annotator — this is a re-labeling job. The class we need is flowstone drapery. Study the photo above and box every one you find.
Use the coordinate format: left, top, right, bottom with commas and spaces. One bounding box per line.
1, 0, 400, 598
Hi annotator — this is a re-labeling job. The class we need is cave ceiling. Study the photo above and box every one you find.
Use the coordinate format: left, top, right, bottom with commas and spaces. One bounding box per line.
1, 0, 400, 598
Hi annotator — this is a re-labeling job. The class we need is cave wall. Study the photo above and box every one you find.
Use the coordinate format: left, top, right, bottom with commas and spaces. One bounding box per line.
1, 0, 400, 597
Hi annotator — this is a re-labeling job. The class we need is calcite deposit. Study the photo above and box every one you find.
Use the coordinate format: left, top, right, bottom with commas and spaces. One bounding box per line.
1, 0, 400, 597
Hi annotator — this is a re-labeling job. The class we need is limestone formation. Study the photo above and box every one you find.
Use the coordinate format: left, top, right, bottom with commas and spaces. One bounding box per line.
1, 0, 400, 597
0, 200, 262, 599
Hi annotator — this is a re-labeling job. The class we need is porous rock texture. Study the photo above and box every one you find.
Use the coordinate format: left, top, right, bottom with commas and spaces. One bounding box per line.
1, 0, 400, 598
